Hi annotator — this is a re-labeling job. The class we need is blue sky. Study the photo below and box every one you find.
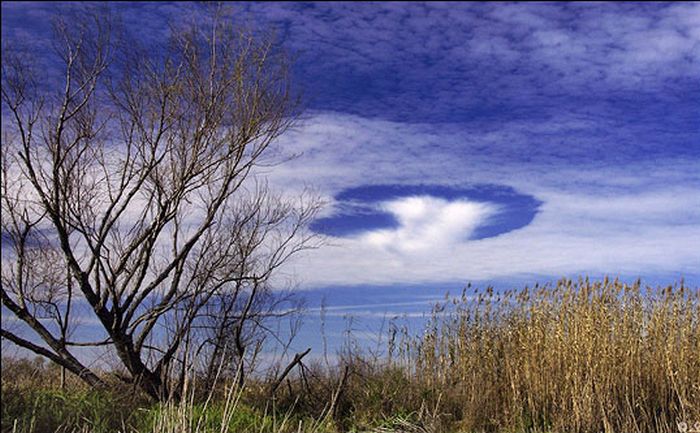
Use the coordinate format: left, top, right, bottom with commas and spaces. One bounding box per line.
246, 2, 700, 288
2, 2, 699, 361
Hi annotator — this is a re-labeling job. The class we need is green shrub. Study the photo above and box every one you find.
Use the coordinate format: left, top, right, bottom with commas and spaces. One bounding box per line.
1, 387, 146, 433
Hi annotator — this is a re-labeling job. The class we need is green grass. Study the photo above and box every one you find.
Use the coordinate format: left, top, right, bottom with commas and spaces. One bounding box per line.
1, 387, 142, 433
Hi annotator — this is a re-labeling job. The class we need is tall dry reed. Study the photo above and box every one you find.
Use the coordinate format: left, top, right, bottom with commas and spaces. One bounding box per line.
402, 278, 699, 433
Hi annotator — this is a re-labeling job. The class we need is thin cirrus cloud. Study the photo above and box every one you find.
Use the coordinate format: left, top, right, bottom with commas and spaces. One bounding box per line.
233, 2, 700, 126
5, 2, 698, 125
267, 111, 700, 288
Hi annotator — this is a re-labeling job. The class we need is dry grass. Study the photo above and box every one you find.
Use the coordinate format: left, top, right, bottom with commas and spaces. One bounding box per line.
398, 278, 700, 433
2, 278, 698, 433
251, 279, 699, 433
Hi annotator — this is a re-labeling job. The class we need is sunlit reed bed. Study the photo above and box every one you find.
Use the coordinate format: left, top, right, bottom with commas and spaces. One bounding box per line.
2, 278, 698, 433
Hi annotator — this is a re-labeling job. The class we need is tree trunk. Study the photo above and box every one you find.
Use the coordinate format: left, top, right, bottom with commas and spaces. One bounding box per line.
0, 329, 105, 389
111, 335, 170, 401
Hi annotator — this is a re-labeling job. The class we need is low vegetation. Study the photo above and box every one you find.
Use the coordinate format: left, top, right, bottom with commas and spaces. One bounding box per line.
2, 278, 698, 433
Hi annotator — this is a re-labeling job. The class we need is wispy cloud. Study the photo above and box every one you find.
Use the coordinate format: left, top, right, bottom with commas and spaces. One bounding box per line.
268, 111, 700, 287
233, 2, 700, 124
5, 3, 698, 124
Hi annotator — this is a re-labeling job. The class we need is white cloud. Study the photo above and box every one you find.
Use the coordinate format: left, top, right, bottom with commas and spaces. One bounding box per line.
266, 111, 700, 288
359, 196, 496, 253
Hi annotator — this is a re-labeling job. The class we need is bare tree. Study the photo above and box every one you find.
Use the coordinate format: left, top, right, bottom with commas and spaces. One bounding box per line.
196, 266, 304, 390
1, 5, 320, 400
